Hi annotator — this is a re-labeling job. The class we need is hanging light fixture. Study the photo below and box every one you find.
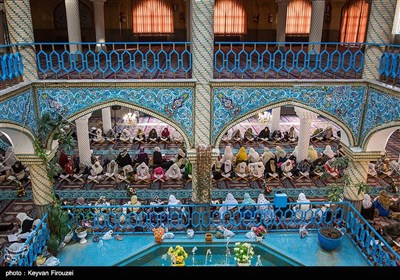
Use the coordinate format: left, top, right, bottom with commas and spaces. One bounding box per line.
258, 111, 272, 124
123, 112, 137, 126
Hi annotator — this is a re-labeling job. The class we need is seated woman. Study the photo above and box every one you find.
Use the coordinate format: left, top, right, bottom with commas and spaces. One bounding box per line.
119, 128, 132, 143
321, 145, 336, 163
116, 148, 133, 168
360, 194, 374, 220
257, 193, 273, 222
175, 148, 188, 170
220, 159, 233, 180
152, 166, 166, 182
243, 127, 256, 142
92, 128, 105, 143
257, 126, 271, 142
218, 193, 239, 218
280, 159, 294, 179
261, 147, 275, 166
275, 146, 287, 164
133, 128, 146, 143
160, 127, 171, 142
381, 222, 400, 246
265, 158, 279, 180
240, 193, 256, 219
248, 161, 265, 180
87, 161, 104, 183
184, 161, 192, 180
230, 128, 242, 143
292, 193, 314, 220
123, 195, 142, 215
171, 129, 183, 143
104, 160, 118, 181
235, 147, 248, 165
235, 161, 249, 180
297, 159, 311, 179
147, 128, 159, 143
59, 157, 74, 182
307, 145, 319, 163
247, 148, 260, 164
105, 128, 116, 142
167, 194, 184, 212
135, 162, 151, 182
10, 161, 27, 182
285, 126, 298, 142
165, 163, 183, 181
15, 213, 40, 242
373, 190, 393, 217
322, 125, 334, 141
324, 158, 339, 178
271, 130, 283, 142
219, 145, 234, 165
135, 147, 149, 166
310, 127, 324, 141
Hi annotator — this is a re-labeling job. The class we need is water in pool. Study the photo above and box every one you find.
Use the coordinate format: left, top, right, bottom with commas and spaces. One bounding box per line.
121, 243, 302, 266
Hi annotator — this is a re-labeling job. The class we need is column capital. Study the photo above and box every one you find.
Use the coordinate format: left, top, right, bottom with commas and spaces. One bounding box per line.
295, 107, 318, 120
340, 145, 384, 162
75, 113, 92, 124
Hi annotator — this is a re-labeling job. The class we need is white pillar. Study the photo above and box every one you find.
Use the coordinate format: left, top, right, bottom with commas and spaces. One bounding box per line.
270, 107, 281, 132
102, 107, 112, 133
91, 0, 107, 51
65, 0, 82, 53
275, 0, 290, 49
295, 107, 318, 163
5, 0, 38, 81
309, 0, 325, 53
75, 113, 92, 166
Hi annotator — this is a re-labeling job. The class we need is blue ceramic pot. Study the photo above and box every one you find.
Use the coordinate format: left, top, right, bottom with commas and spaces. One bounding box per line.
317, 227, 344, 251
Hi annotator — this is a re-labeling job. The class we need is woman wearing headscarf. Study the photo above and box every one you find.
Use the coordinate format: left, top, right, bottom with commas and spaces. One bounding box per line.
373, 190, 393, 217
134, 128, 145, 143
235, 147, 248, 165
257, 126, 271, 141
171, 130, 183, 143
120, 128, 132, 143
135, 162, 151, 181
123, 195, 142, 215
175, 148, 187, 170
321, 145, 336, 163
116, 148, 133, 168
5, 146, 17, 167
148, 128, 159, 142
104, 148, 117, 166
152, 166, 166, 182
235, 161, 249, 179
16, 213, 38, 234
307, 145, 318, 162
152, 146, 163, 168
58, 149, 69, 169
168, 194, 184, 212
220, 145, 234, 165
244, 127, 255, 142
247, 148, 260, 164
218, 193, 239, 218
135, 147, 149, 166
257, 193, 273, 221
360, 194, 374, 220
293, 193, 312, 220
230, 128, 242, 142
265, 158, 279, 179
240, 193, 256, 218
221, 159, 233, 180
160, 127, 171, 142
165, 163, 182, 180
261, 147, 275, 166
275, 146, 287, 164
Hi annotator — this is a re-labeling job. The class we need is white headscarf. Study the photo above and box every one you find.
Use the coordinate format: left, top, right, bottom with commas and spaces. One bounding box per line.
248, 148, 260, 163
262, 147, 275, 165
16, 212, 32, 224
221, 146, 234, 164
362, 194, 372, 209
275, 146, 286, 159
154, 146, 161, 152
323, 145, 335, 159
257, 193, 270, 210
168, 194, 181, 206
137, 162, 149, 177
218, 193, 238, 216
223, 160, 232, 173
166, 163, 182, 179
297, 193, 310, 211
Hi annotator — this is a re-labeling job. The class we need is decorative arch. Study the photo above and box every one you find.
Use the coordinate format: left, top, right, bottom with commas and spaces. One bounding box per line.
362, 122, 400, 152
44, 100, 192, 150
0, 125, 36, 154
214, 101, 354, 148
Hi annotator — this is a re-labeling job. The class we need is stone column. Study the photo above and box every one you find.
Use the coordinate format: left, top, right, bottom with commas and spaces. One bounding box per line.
65, 0, 82, 53
91, 0, 107, 51
309, 0, 325, 53
341, 146, 383, 212
75, 113, 92, 166
191, 0, 214, 146
4, 0, 37, 81
363, 0, 396, 80
295, 107, 318, 163
101, 107, 112, 133
270, 107, 281, 132
275, 0, 290, 49
20, 155, 56, 219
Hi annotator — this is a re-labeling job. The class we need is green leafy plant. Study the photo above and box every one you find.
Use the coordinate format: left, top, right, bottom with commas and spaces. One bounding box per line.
233, 242, 254, 264
47, 196, 71, 256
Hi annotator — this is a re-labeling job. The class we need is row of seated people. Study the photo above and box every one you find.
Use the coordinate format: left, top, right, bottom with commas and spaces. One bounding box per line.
0, 147, 30, 184
212, 144, 340, 182
368, 156, 397, 179
90, 126, 183, 144
57, 147, 192, 185
222, 125, 338, 145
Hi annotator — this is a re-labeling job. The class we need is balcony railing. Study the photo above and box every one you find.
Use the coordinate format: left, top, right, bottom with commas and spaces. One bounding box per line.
1, 42, 400, 89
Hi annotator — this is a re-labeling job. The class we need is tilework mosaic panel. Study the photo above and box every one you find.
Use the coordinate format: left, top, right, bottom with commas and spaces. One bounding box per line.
0, 89, 37, 134
212, 86, 366, 143
361, 88, 400, 141
36, 87, 194, 142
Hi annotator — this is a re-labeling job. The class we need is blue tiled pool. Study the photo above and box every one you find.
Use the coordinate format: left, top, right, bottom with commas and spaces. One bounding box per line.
57, 232, 370, 266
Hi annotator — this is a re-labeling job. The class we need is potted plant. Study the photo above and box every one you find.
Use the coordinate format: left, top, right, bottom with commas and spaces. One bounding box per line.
167, 245, 188, 266
47, 197, 71, 255
233, 242, 254, 266
317, 226, 344, 251
251, 225, 267, 242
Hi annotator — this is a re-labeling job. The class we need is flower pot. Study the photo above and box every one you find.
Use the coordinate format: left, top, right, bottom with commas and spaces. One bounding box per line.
205, 232, 213, 242
237, 262, 250, 266
317, 227, 344, 251
75, 227, 88, 244
171, 261, 185, 266
155, 236, 162, 243
256, 236, 263, 242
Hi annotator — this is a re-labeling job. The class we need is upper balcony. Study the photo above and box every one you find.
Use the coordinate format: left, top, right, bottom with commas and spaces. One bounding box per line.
0, 41, 399, 90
